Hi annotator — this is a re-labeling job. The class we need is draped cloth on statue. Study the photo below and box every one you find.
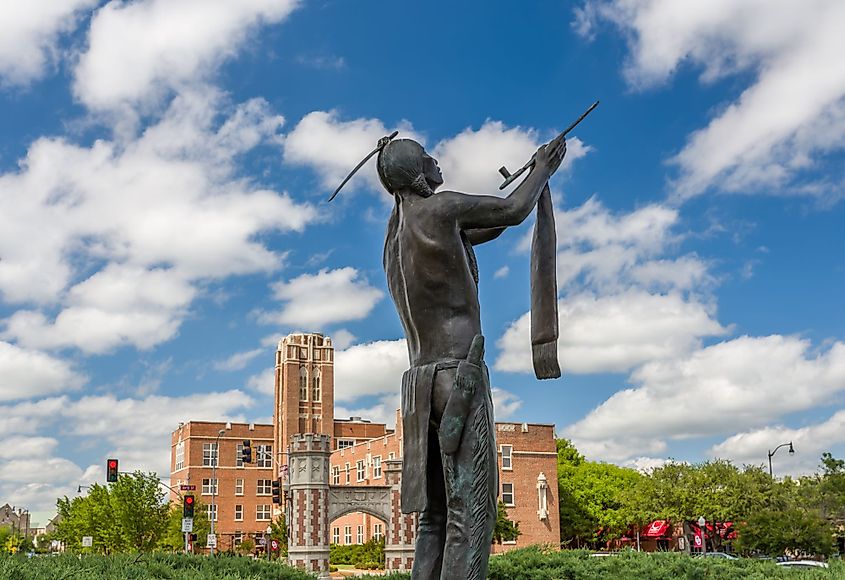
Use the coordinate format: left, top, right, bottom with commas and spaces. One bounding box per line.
530, 183, 561, 380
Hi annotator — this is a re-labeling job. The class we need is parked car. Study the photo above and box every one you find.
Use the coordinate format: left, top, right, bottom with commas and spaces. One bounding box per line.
777, 560, 829, 569
698, 552, 738, 560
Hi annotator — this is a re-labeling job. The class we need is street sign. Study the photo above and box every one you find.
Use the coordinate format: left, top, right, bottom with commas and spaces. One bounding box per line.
207, 533, 217, 548
270, 539, 280, 552
82, 536, 93, 547
181, 517, 193, 532
179, 485, 196, 491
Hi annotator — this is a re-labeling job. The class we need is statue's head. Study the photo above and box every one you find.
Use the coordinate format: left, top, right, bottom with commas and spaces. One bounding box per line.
377, 139, 443, 197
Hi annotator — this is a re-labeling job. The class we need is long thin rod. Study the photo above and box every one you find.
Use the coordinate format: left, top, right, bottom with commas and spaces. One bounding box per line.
327, 130, 399, 202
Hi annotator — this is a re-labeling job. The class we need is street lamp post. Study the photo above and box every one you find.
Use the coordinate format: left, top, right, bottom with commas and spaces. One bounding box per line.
266, 525, 273, 562
211, 428, 226, 556
767, 441, 795, 478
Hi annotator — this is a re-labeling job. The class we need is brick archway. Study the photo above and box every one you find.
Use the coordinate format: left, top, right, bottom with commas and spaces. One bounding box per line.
286, 434, 415, 578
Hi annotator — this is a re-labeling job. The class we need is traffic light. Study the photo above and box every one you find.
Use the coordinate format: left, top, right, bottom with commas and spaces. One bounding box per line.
106, 458, 119, 483
241, 440, 252, 464
271, 480, 281, 504
183, 494, 195, 518
190, 533, 197, 542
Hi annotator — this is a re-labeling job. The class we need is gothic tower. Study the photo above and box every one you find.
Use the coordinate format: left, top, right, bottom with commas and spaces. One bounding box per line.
273, 333, 335, 470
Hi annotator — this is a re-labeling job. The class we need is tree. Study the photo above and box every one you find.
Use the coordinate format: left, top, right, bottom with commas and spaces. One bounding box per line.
736, 507, 834, 557
269, 513, 289, 557
54, 471, 171, 554
159, 497, 210, 552
493, 501, 522, 544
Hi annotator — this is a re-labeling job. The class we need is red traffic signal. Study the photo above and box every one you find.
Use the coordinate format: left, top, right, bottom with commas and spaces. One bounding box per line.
183, 494, 195, 518
106, 458, 119, 483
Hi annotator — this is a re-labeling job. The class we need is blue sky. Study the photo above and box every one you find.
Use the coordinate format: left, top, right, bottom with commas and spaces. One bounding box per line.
2, 0, 845, 522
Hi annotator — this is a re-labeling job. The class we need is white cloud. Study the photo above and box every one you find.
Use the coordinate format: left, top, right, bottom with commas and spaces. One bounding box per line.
0, 0, 96, 87
493, 266, 510, 280
0, 91, 316, 353
433, 121, 591, 196
215, 348, 266, 371
334, 339, 408, 403
567, 335, 845, 462
580, 0, 845, 200
335, 393, 401, 429
74, 0, 300, 111
709, 411, 845, 476
331, 329, 357, 350
491, 388, 523, 420
246, 367, 275, 396
0, 342, 86, 401
496, 291, 725, 375
262, 267, 383, 329
283, 110, 420, 194
0, 436, 58, 460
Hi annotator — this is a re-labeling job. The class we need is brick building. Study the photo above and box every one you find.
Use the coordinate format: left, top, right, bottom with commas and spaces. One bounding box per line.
169, 332, 560, 553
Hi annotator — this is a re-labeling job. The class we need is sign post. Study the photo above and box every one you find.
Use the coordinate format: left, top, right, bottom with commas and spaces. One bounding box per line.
207, 533, 217, 549
81, 536, 93, 548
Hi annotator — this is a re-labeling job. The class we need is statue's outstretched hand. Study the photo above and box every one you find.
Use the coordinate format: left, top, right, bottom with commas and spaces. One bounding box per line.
536, 136, 567, 175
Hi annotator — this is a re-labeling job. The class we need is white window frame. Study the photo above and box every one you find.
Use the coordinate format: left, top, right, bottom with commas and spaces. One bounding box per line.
501, 445, 513, 471
356, 460, 366, 482
344, 526, 352, 545
357, 525, 364, 544
332, 466, 340, 485
256, 504, 271, 521
201, 478, 218, 496
312, 367, 321, 402
235, 478, 244, 496
345, 462, 351, 484
257, 444, 272, 468
373, 523, 383, 541
337, 439, 355, 449
234, 504, 243, 521
299, 366, 308, 401
206, 504, 217, 522
373, 456, 382, 479
236, 443, 244, 468
502, 482, 515, 506
175, 441, 185, 471
256, 479, 272, 495
332, 527, 340, 544
202, 443, 218, 467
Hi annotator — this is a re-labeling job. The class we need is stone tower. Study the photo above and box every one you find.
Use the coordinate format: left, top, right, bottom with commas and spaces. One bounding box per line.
273, 333, 335, 468
287, 433, 331, 579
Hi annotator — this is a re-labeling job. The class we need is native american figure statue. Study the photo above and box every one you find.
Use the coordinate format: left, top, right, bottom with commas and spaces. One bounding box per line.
332, 117, 576, 577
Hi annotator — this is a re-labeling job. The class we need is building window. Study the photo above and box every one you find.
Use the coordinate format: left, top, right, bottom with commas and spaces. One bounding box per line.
501, 445, 513, 471
502, 483, 515, 506
345, 463, 351, 484
373, 524, 383, 541
234, 505, 243, 521
235, 478, 244, 496
203, 443, 218, 467
344, 526, 352, 545
373, 456, 382, 479
206, 504, 217, 522
299, 366, 308, 401
257, 444, 272, 468
201, 478, 218, 496
174, 441, 185, 471
337, 439, 354, 449
332, 527, 340, 544
257, 479, 272, 495
234, 531, 243, 546
356, 460, 366, 482
332, 466, 340, 485
256, 505, 271, 521
312, 367, 321, 402
357, 525, 364, 544
300, 347, 307, 359
236, 443, 244, 468
315, 349, 322, 361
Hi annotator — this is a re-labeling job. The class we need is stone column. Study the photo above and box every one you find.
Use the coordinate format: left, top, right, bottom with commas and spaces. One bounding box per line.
384, 459, 417, 571
287, 433, 331, 579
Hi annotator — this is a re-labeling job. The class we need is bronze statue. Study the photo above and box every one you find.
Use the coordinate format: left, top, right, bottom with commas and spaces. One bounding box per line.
330, 105, 598, 578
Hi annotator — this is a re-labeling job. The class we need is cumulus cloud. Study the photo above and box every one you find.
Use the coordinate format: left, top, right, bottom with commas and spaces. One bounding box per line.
214, 348, 266, 372
0, 0, 96, 87
709, 411, 845, 476
283, 110, 420, 194
74, 0, 300, 110
261, 267, 383, 329
0, 342, 86, 402
578, 0, 845, 200
0, 91, 316, 353
334, 339, 408, 403
491, 388, 523, 420
496, 290, 726, 375
246, 367, 275, 396
335, 393, 401, 428
567, 336, 845, 462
